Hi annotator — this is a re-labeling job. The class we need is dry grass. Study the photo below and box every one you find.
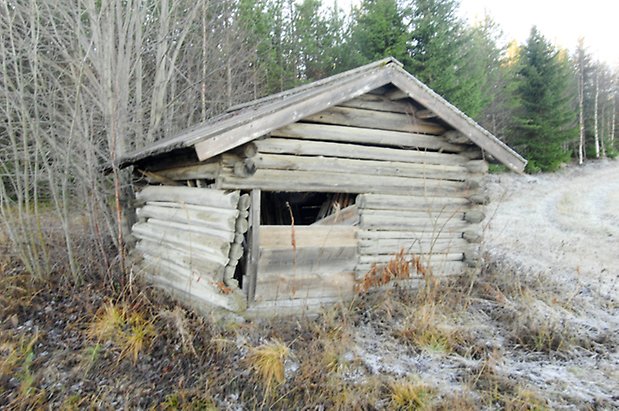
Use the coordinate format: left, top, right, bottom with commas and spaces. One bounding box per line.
88, 300, 156, 364
247, 339, 290, 396
389, 377, 433, 410
0, 242, 616, 409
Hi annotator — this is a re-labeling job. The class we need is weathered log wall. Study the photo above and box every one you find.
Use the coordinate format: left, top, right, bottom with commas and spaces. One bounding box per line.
132, 186, 248, 311
134, 92, 489, 313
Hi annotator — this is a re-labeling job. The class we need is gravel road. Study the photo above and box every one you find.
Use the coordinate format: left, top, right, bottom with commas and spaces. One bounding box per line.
485, 160, 619, 299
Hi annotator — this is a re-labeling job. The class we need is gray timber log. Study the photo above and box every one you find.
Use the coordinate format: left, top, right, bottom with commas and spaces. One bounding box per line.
356, 193, 470, 211
443, 130, 472, 145
337, 93, 416, 114
359, 214, 468, 231
270, 122, 464, 152
132, 222, 230, 265
357, 230, 464, 241
238, 193, 251, 211
464, 210, 486, 224
465, 160, 489, 174
359, 239, 469, 255
136, 186, 240, 209
462, 228, 483, 243
253, 153, 468, 182
260, 226, 357, 249
219, 169, 470, 195
416, 109, 437, 119
137, 204, 237, 233
255, 138, 469, 165
233, 142, 258, 158
355, 261, 466, 277
142, 217, 235, 242
302, 105, 445, 135
142, 256, 245, 311
460, 148, 483, 160
136, 240, 225, 280
468, 194, 490, 205
148, 162, 220, 181
358, 253, 463, 265
254, 271, 354, 302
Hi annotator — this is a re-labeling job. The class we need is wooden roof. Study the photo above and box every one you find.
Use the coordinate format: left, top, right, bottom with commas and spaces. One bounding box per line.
119, 57, 526, 173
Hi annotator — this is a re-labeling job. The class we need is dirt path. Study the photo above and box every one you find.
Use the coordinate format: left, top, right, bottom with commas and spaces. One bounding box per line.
484, 160, 619, 299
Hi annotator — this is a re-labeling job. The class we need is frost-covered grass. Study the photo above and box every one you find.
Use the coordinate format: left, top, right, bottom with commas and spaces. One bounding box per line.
1, 247, 617, 409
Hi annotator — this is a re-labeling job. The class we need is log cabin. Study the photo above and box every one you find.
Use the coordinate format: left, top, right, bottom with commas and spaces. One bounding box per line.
117, 57, 526, 316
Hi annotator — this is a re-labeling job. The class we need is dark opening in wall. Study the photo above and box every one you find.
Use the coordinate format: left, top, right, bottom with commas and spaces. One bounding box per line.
260, 191, 357, 225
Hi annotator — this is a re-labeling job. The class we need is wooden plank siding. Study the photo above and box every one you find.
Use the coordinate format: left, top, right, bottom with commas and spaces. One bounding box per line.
254, 226, 357, 303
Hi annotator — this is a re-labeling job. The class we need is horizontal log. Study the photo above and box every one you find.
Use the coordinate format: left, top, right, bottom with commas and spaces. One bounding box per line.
355, 261, 467, 277
356, 193, 471, 211
461, 148, 483, 160
443, 130, 472, 145
253, 153, 468, 182
358, 253, 464, 265
465, 160, 489, 174
357, 229, 467, 240
149, 162, 220, 181
359, 214, 469, 231
258, 246, 357, 274
136, 186, 239, 209
255, 138, 469, 166
303, 106, 445, 135
141, 217, 235, 242
254, 271, 355, 302
137, 204, 237, 233
136, 240, 225, 280
270, 122, 465, 152
358, 238, 469, 254
338, 94, 416, 114
260, 225, 358, 249
246, 296, 344, 316
145, 201, 239, 217
139, 169, 183, 186
141, 256, 245, 311
132, 222, 230, 265
416, 109, 437, 119
219, 169, 470, 196
359, 209, 466, 221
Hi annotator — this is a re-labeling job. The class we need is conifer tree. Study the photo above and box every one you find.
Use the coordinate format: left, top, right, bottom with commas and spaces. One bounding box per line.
512, 27, 577, 172
346, 0, 410, 68
406, 0, 484, 117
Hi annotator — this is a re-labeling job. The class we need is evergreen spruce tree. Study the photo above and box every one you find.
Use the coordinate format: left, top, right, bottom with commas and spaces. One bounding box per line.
346, 0, 410, 68
406, 0, 484, 117
512, 27, 577, 172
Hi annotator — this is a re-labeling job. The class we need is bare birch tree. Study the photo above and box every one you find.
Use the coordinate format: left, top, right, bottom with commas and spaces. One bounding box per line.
0, 0, 263, 282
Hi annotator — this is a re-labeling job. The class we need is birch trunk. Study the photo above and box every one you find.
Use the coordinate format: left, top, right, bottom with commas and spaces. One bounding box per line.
594, 70, 600, 159
578, 60, 585, 165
